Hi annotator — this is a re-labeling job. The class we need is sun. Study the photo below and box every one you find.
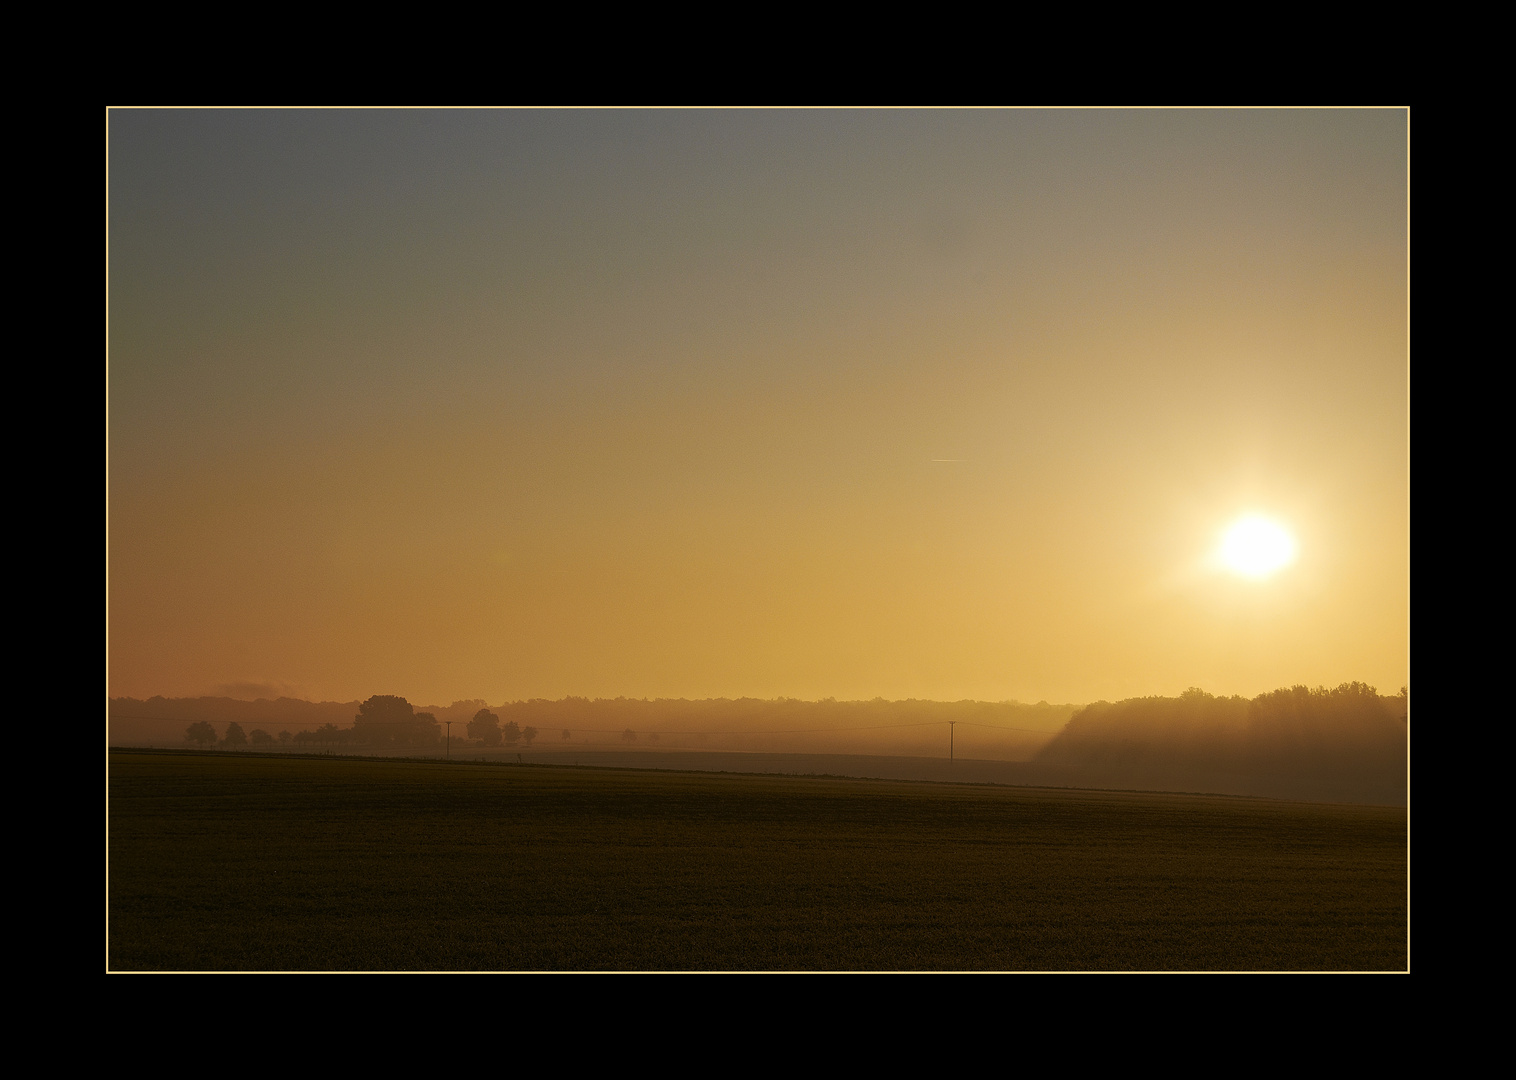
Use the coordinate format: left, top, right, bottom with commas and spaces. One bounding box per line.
1218, 515, 1297, 579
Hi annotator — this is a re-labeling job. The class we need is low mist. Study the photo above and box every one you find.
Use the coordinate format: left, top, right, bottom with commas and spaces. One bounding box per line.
108, 695, 1073, 761
109, 682, 1408, 804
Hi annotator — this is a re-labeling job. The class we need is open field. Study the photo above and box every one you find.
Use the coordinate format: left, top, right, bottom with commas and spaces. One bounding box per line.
107, 749, 1408, 971
105, 742, 1407, 805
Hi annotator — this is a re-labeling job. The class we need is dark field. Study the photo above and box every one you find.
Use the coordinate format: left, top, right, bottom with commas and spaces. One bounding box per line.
108, 750, 1408, 971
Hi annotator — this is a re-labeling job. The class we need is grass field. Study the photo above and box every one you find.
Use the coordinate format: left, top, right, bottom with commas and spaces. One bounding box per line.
107, 749, 1408, 971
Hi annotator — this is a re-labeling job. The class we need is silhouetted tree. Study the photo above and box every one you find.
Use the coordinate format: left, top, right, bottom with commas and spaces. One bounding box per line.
521, 726, 538, 747
622, 729, 636, 743
250, 729, 274, 747
503, 721, 522, 746
354, 695, 439, 748
562, 729, 571, 740
355, 695, 411, 746
469, 708, 502, 747
223, 722, 248, 747
277, 730, 292, 746
186, 721, 217, 747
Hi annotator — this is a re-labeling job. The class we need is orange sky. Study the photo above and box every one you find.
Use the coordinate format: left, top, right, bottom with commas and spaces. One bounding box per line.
107, 109, 1408, 705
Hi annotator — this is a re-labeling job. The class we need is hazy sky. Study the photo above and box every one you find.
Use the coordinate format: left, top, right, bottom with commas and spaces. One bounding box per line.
107, 109, 1408, 705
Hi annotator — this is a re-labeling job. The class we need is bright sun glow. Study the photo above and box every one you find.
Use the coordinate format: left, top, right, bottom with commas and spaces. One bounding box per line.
1219, 516, 1297, 579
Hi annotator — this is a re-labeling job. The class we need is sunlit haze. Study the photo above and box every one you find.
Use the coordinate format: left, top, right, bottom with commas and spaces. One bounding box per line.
1219, 516, 1298, 579
107, 109, 1409, 705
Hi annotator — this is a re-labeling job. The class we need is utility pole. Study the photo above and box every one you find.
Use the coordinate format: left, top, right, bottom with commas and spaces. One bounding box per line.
443, 720, 455, 760
949, 721, 956, 762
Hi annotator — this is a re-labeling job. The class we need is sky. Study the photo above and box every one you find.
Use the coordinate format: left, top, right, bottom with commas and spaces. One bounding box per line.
107, 109, 1409, 706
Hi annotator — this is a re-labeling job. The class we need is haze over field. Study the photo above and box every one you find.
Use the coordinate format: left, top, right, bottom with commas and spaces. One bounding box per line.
108, 109, 1408, 713
107, 694, 1077, 761
108, 683, 1406, 803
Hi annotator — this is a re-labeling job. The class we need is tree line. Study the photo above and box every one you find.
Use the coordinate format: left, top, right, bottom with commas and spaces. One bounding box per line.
1036, 682, 1409, 776
158, 693, 1077, 756
182, 695, 539, 750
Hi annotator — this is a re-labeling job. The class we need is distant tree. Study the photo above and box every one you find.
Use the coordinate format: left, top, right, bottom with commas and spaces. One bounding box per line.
355, 695, 412, 746
648, 732, 659, 743
521, 726, 538, 747
502, 721, 522, 746
622, 729, 637, 743
186, 721, 217, 747
562, 729, 571, 740
469, 709, 502, 747
249, 728, 274, 747
354, 695, 438, 748
277, 730, 292, 746
223, 722, 248, 747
